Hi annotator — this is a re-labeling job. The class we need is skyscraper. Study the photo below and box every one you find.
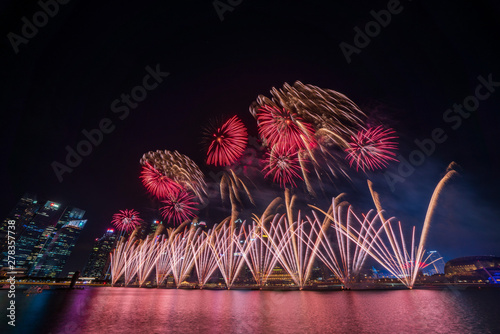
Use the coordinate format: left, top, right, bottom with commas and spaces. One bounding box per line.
1, 193, 87, 278
0, 192, 39, 237
28, 219, 87, 278
82, 228, 117, 279
12, 200, 64, 268
0, 193, 39, 259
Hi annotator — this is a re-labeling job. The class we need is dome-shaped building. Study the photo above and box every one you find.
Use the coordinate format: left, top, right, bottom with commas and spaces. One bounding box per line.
445, 256, 500, 283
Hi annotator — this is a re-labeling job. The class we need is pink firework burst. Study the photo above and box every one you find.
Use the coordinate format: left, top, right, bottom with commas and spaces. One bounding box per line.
263, 147, 305, 188
257, 105, 316, 151
160, 189, 198, 225
111, 209, 144, 232
204, 115, 248, 166
345, 126, 398, 171
140, 163, 183, 199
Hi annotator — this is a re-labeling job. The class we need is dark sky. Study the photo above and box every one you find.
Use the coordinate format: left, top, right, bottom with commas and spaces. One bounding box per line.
1, 0, 500, 274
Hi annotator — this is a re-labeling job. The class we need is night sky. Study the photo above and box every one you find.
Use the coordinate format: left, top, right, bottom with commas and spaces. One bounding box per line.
1, 0, 500, 274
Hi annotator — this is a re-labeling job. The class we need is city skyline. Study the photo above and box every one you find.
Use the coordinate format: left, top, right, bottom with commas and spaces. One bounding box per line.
1, 193, 87, 278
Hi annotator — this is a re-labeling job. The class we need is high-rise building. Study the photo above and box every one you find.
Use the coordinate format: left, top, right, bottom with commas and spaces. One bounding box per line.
1, 193, 87, 278
82, 228, 117, 279
12, 201, 64, 268
0, 193, 39, 258
28, 219, 87, 278
0, 193, 39, 236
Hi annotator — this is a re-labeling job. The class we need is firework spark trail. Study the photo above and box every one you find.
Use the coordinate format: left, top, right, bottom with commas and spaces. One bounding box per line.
366, 179, 403, 270
254, 196, 325, 290
193, 230, 219, 288
250, 81, 367, 189
312, 202, 416, 288
305, 201, 373, 288
312, 198, 448, 289
220, 170, 255, 224
250, 81, 366, 142
243, 220, 280, 287
204, 116, 248, 167
256, 215, 295, 282
155, 235, 172, 286
251, 190, 313, 288
263, 214, 321, 289
110, 236, 136, 286
345, 126, 398, 172
366, 163, 458, 287
209, 220, 250, 288
136, 236, 162, 287
123, 241, 140, 286
284, 189, 301, 283
169, 226, 200, 287
411, 163, 459, 286
140, 150, 207, 202
244, 197, 285, 287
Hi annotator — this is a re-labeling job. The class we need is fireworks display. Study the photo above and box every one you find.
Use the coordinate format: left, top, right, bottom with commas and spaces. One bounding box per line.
106, 80, 462, 291
160, 189, 198, 225
140, 150, 207, 202
204, 115, 248, 166
140, 163, 183, 199
250, 81, 366, 145
257, 105, 316, 151
250, 81, 368, 189
345, 126, 398, 171
110, 163, 456, 289
111, 209, 144, 232
263, 147, 304, 188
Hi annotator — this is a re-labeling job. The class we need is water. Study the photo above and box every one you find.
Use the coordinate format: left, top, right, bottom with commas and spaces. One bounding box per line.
1, 287, 499, 333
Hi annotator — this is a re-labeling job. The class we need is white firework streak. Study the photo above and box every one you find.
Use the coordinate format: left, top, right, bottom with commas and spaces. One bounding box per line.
136, 236, 162, 287
243, 220, 280, 287
169, 226, 200, 287
193, 230, 219, 288
209, 221, 250, 289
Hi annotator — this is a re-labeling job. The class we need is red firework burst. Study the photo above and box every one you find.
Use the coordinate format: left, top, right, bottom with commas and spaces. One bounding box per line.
140, 163, 183, 198
257, 105, 316, 151
263, 147, 304, 188
160, 189, 198, 225
204, 115, 248, 166
345, 126, 398, 171
111, 209, 144, 232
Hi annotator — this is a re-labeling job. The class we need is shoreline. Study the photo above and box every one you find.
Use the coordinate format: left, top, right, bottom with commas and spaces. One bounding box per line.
2, 281, 499, 292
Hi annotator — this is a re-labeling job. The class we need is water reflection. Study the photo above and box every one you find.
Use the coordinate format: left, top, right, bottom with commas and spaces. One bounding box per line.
1, 287, 499, 333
